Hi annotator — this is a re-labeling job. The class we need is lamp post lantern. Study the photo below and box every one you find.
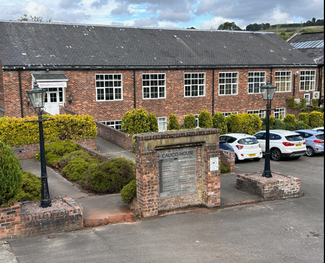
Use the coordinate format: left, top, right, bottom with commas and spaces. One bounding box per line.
27, 82, 52, 208
260, 81, 276, 178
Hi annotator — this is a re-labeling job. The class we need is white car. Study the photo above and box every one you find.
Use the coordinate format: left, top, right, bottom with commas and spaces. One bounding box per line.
254, 130, 306, 161
219, 133, 262, 162
313, 127, 324, 133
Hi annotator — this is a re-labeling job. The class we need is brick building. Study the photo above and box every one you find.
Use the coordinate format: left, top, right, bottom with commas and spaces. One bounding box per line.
0, 21, 319, 130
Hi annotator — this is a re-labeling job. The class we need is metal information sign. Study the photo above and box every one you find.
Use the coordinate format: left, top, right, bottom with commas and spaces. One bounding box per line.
210, 157, 219, 171
159, 149, 196, 198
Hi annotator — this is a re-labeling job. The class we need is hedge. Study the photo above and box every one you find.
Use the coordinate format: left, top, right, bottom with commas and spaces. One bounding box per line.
0, 114, 97, 146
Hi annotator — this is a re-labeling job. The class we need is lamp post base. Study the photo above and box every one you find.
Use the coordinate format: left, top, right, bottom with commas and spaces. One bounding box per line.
262, 170, 273, 178
40, 199, 52, 208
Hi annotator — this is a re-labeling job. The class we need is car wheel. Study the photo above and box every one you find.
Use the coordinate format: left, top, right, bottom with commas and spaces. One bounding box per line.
306, 146, 315, 157
253, 158, 261, 162
270, 148, 281, 161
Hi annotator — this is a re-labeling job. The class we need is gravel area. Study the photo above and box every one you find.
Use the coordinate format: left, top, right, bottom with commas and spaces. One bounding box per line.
20, 198, 70, 214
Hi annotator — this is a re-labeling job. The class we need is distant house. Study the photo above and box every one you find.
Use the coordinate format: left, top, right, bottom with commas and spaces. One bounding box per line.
287, 32, 324, 105
0, 20, 319, 128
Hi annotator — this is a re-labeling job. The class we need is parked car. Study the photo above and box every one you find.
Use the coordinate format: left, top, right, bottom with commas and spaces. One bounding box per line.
312, 127, 324, 133
219, 139, 234, 152
254, 130, 306, 161
219, 133, 262, 162
294, 129, 324, 157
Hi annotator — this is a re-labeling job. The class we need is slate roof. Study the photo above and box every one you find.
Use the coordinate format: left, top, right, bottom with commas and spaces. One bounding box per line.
287, 32, 324, 65
0, 20, 317, 70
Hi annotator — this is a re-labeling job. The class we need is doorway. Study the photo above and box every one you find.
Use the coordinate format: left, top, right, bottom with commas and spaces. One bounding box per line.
43, 87, 64, 115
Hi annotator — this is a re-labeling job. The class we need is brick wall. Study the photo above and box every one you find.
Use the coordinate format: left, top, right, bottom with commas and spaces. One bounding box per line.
0, 197, 83, 239
135, 128, 220, 218
220, 150, 235, 173
0, 60, 4, 109
2, 67, 319, 123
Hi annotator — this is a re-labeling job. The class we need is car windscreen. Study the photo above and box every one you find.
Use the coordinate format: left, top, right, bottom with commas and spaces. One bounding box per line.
220, 142, 233, 150
286, 135, 304, 141
316, 134, 324, 140
238, 137, 258, 144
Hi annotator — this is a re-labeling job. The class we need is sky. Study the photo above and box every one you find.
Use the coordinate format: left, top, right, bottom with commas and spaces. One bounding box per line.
0, 0, 324, 30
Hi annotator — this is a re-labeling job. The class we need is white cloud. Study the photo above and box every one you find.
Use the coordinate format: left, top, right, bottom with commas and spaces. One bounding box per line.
200, 16, 232, 30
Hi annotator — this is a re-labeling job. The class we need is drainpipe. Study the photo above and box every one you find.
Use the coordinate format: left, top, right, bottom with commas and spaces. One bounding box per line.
293, 72, 296, 98
133, 69, 136, 109
18, 69, 24, 118
318, 65, 322, 106
212, 69, 215, 116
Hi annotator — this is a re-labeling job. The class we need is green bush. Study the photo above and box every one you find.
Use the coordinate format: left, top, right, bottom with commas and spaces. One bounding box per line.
0, 141, 23, 206
168, 114, 180, 130
309, 111, 324, 128
241, 113, 261, 135
184, 113, 197, 129
283, 114, 296, 125
81, 157, 136, 193
121, 180, 136, 203
148, 112, 158, 132
57, 150, 89, 169
285, 122, 296, 131
212, 112, 228, 134
62, 157, 94, 181
274, 119, 286, 129
15, 172, 41, 202
298, 112, 309, 126
288, 96, 298, 108
0, 114, 97, 146
261, 116, 276, 130
36, 140, 80, 167
198, 110, 213, 128
227, 113, 242, 133
294, 120, 307, 130
220, 162, 230, 174
300, 97, 307, 108
121, 107, 150, 134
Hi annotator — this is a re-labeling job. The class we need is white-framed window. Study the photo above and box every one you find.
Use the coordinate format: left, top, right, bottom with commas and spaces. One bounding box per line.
101, 120, 122, 130
219, 72, 238, 95
96, 74, 123, 101
158, 117, 167, 132
275, 71, 291, 92
43, 87, 64, 103
184, 73, 205, 97
222, 111, 238, 117
247, 110, 265, 118
304, 93, 311, 105
274, 108, 286, 119
300, 70, 316, 91
248, 71, 266, 94
142, 74, 166, 99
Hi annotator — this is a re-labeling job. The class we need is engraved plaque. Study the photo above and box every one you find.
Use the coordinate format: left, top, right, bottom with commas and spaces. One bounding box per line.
159, 149, 196, 198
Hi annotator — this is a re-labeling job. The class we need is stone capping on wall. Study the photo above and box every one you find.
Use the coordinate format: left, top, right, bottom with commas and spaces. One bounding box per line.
0, 197, 83, 240
236, 172, 302, 200
61, 107, 133, 151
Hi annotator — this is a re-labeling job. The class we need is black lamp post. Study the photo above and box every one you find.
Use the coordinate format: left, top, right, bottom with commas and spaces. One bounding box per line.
27, 82, 52, 208
260, 81, 276, 178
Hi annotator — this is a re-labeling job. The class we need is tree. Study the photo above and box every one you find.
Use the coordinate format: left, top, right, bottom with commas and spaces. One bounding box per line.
18, 14, 51, 22
218, 22, 242, 31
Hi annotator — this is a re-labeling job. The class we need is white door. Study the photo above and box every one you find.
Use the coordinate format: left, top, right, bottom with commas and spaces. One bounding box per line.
43, 88, 64, 115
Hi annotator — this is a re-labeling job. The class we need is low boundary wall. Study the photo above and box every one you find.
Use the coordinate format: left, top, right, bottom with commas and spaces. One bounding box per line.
0, 197, 83, 239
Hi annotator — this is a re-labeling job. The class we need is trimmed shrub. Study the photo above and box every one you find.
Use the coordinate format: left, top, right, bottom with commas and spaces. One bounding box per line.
300, 97, 307, 108
0, 141, 23, 206
15, 172, 41, 202
294, 120, 307, 130
148, 112, 158, 132
121, 107, 150, 134
198, 110, 213, 128
58, 150, 89, 169
298, 112, 309, 126
121, 180, 136, 203
0, 114, 97, 146
62, 157, 93, 181
168, 114, 180, 130
184, 113, 197, 129
309, 111, 324, 128
81, 157, 136, 193
212, 112, 228, 134
274, 119, 286, 129
283, 114, 296, 125
261, 116, 276, 130
241, 113, 261, 135
288, 96, 298, 108
285, 122, 296, 131
220, 162, 230, 174
227, 113, 242, 133
312, 99, 319, 108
